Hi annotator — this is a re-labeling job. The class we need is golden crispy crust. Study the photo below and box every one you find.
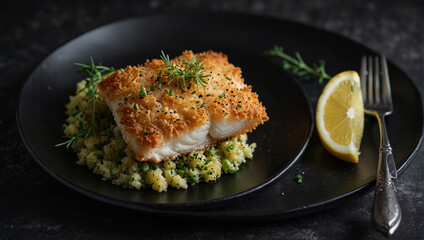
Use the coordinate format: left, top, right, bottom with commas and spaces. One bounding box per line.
98, 50, 268, 160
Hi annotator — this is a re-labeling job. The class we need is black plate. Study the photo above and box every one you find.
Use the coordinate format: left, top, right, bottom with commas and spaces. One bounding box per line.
16, 14, 313, 209
17, 13, 423, 219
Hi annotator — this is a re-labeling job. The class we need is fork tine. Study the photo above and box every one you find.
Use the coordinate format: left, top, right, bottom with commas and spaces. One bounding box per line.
374, 56, 381, 104
368, 56, 374, 105
380, 56, 393, 107
361, 56, 368, 103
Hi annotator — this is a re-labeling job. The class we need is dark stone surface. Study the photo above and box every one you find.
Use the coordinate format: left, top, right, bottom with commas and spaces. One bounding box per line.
1, 0, 423, 239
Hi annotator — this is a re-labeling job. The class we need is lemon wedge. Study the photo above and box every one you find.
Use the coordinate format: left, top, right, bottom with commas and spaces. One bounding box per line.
316, 71, 364, 163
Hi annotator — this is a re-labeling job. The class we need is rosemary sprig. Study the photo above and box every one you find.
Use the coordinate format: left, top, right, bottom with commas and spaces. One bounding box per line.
158, 51, 210, 90
264, 45, 331, 84
55, 57, 115, 148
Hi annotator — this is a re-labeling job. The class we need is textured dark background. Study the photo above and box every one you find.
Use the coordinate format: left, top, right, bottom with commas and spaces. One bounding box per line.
1, 0, 423, 239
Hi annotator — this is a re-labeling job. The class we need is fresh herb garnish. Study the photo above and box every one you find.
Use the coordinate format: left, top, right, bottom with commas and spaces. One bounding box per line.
159, 51, 210, 90
264, 45, 331, 84
55, 57, 115, 148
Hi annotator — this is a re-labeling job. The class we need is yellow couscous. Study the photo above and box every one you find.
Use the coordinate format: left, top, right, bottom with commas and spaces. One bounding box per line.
61, 80, 256, 192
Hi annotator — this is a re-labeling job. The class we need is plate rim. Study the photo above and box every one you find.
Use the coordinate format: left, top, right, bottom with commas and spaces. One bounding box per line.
15, 14, 315, 208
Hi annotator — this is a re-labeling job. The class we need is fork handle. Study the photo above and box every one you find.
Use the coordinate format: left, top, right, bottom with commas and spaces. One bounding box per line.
372, 114, 401, 236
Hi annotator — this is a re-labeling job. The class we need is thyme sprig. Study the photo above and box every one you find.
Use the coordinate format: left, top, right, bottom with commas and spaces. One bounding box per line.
265, 45, 331, 84
55, 57, 115, 148
158, 51, 210, 90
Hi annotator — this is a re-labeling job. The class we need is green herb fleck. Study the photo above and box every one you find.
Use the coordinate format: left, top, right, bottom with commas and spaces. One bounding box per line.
226, 144, 235, 152
176, 159, 185, 169
139, 85, 149, 98
295, 174, 303, 184
133, 103, 139, 110
165, 89, 173, 96
204, 147, 217, 157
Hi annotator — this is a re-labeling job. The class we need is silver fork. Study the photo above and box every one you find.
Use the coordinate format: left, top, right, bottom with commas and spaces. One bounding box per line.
361, 56, 401, 236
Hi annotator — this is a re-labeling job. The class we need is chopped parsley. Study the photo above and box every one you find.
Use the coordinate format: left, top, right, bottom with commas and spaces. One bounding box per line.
295, 173, 304, 184
139, 85, 150, 98
165, 89, 173, 96
226, 144, 235, 152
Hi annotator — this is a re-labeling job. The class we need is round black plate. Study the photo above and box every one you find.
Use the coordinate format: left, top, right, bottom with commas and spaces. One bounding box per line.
17, 14, 313, 209
17, 13, 423, 219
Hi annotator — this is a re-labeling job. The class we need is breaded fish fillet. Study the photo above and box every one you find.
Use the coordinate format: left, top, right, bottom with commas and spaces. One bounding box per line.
98, 50, 268, 162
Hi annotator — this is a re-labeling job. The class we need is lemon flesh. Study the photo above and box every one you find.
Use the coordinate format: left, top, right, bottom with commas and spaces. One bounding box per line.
316, 71, 364, 163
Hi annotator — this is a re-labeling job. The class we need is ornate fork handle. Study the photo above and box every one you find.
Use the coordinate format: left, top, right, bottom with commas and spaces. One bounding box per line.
372, 113, 401, 236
